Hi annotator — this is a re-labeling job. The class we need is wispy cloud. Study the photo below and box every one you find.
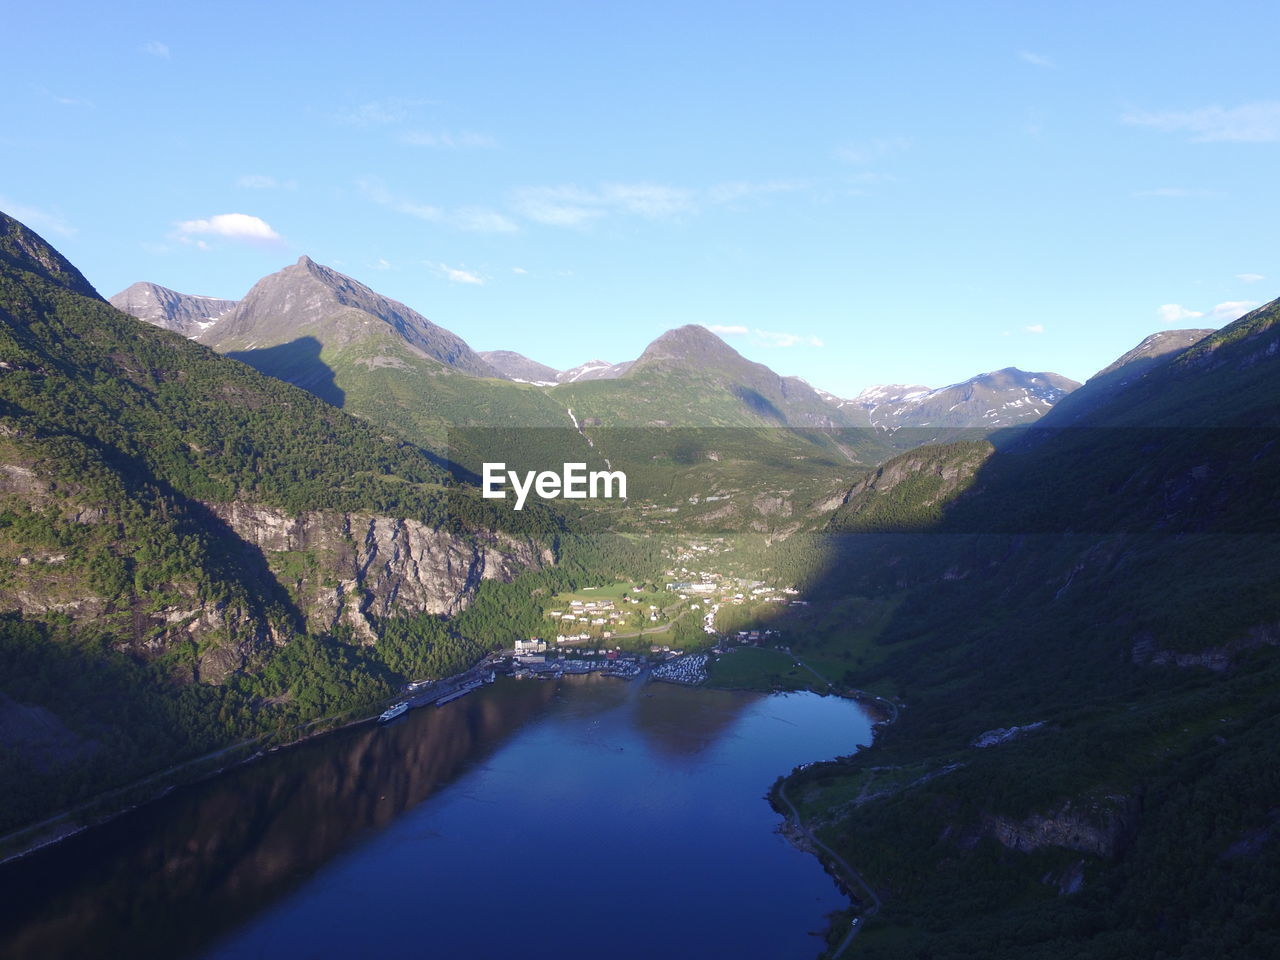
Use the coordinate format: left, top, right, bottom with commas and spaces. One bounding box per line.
401, 130, 496, 149
1017, 50, 1055, 68
333, 97, 434, 127
1236, 273, 1266, 283
834, 137, 911, 165
175, 213, 281, 244
140, 41, 170, 59
511, 179, 800, 229
430, 262, 485, 285
1025, 324, 1045, 334
512, 183, 696, 228
1158, 300, 1258, 326
35, 85, 93, 108
235, 174, 298, 190
0, 197, 76, 236
358, 177, 518, 233
1124, 101, 1280, 142
711, 324, 822, 348
707, 179, 807, 205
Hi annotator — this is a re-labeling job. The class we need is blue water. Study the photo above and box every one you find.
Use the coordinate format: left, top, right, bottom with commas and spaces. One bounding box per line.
0, 674, 872, 960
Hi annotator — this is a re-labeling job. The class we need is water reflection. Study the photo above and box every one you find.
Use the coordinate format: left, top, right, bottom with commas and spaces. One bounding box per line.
0, 676, 871, 960
0, 680, 556, 960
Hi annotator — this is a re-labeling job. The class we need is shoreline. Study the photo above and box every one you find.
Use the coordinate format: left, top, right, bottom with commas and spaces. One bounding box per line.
766, 681, 899, 957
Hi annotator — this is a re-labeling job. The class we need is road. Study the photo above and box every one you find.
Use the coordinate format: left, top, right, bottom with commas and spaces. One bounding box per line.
790, 654, 900, 726
777, 779, 881, 958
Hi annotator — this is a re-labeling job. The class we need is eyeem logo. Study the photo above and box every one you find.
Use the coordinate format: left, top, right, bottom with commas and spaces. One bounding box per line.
482, 462, 628, 510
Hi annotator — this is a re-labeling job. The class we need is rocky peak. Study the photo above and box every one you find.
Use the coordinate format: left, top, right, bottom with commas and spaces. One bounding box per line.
0, 211, 100, 300
109, 281, 238, 338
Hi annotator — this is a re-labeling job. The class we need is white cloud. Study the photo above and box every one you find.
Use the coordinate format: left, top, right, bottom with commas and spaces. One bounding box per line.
512, 267, 528, 274
708, 323, 819, 347
236, 174, 297, 190
1208, 300, 1258, 323
140, 41, 170, 59
1158, 300, 1258, 327
1123, 101, 1280, 142
333, 97, 433, 127
401, 130, 496, 149
175, 213, 281, 242
512, 182, 700, 228
834, 137, 911, 165
512, 186, 601, 228
35, 86, 93, 107
1158, 303, 1205, 325
706, 180, 805, 204
1018, 50, 1055, 68
1025, 324, 1045, 334
430, 262, 485, 285
0, 197, 76, 236
1236, 273, 1266, 283
753, 328, 824, 348
370, 258, 392, 271
452, 207, 520, 233
605, 183, 695, 219
358, 177, 518, 233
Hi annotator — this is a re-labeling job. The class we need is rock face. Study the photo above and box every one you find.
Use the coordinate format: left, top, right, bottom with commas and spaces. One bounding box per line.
0, 494, 549, 683
109, 282, 238, 337
209, 501, 552, 641
981, 794, 1137, 858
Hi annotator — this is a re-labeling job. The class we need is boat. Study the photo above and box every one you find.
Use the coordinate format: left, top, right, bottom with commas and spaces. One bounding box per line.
378, 701, 410, 723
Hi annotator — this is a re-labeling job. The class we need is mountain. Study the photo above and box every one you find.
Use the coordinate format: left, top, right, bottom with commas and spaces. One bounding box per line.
786, 298, 1280, 957
201, 256, 501, 378
108, 281, 237, 337
1042, 328, 1214, 427
846, 367, 1080, 431
478, 350, 560, 384
478, 351, 633, 384
565, 324, 869, 429
0, 211, 555, 835
557, 358, 634, 382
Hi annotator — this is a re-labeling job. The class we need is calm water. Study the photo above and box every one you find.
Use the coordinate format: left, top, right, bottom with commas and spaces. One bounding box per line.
0, 674, 872, 960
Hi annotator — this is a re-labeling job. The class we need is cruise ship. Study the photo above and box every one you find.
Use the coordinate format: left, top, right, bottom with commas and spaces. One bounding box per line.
378, 701, 410, 723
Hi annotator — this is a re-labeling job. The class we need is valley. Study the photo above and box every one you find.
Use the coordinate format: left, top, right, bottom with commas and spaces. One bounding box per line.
2, 208, 1278, 959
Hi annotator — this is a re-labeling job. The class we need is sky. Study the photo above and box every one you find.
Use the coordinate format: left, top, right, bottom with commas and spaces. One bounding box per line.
3, 0, 1278, 395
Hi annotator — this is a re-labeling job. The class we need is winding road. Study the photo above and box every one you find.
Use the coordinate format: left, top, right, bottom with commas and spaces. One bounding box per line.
777, 779, 881, 957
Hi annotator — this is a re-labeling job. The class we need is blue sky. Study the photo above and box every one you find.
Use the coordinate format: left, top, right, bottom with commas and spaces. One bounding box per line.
4, 1, 1277, 394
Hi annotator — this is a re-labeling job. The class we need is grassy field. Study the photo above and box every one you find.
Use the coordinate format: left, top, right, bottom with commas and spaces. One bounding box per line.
706, 646, 827, 693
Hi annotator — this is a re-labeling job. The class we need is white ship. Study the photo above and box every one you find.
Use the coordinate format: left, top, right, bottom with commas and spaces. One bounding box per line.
378, 701, 409, 723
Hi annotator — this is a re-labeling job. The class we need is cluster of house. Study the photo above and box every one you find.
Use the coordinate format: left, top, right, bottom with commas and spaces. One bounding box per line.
545, 597, 635, 638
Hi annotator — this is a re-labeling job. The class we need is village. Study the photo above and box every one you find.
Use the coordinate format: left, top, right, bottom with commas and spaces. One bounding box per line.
493, 540, 809, 688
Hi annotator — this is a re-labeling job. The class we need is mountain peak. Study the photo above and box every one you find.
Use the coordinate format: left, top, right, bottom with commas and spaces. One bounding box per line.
0, 210, 100, 300
109, 281, 238, 338
635, 324, 742, 368
200, 257, 500, 378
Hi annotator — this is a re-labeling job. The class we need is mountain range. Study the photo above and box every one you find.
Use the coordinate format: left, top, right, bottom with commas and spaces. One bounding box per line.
109, 257, 1081, 436
4, 208, 1278, 959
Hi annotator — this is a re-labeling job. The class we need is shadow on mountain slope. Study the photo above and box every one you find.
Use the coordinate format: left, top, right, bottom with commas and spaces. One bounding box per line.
227, 337, 344, 408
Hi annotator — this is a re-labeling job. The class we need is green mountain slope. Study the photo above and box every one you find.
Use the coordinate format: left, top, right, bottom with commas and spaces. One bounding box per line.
778, 301, 1280, 958
0, 212, 558, 835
